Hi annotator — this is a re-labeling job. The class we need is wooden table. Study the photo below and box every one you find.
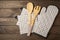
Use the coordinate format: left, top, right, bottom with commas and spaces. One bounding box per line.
0, 0, 60, 40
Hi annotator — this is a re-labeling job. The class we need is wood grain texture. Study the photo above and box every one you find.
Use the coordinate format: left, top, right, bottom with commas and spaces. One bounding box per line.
0, 0, 60, 40
0, 26, 19, 34
0, 1, 28, 8
49, 25, 60, 34
0, 18, 17, 25
0, 0, 60, 2
0, 33, 59, 40
47, 34, 60, 40
0, 8, 21, 17
0, 34, 20, 40
0, 1, 60, 8
0, 1, 60, 18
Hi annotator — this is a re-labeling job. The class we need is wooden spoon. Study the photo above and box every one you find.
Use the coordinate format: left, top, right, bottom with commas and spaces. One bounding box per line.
26, 2, 33, 36
27, 2, 33, 25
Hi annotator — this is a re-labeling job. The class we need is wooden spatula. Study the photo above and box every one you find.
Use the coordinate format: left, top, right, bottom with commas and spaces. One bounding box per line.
27, 6, 41, 36
31, 6, 41, 26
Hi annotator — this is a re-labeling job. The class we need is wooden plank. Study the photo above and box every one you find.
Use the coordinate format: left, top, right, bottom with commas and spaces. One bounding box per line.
39, 0, 60, 1
0, 1, 60, 8
0, 34, 45, 40
0, 0, 60, 1
0, 18, 17, 25
0, 34, 19, 40
0, 1, 28, 8
53, 11, 60, 25
0, 33, 59, 40
0, 26, 19, 34
0, 0, 60, 3
49, 25, 60, 34
0, 8, 21, 17
18, 33, 60, 40
47, 34, 60, 40
18, 33, 46, 40
54, 17, 60, 25
35, 1, 60, 10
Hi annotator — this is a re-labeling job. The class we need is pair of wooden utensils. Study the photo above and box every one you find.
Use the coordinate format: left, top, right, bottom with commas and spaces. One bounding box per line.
26, 2, 41, 36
